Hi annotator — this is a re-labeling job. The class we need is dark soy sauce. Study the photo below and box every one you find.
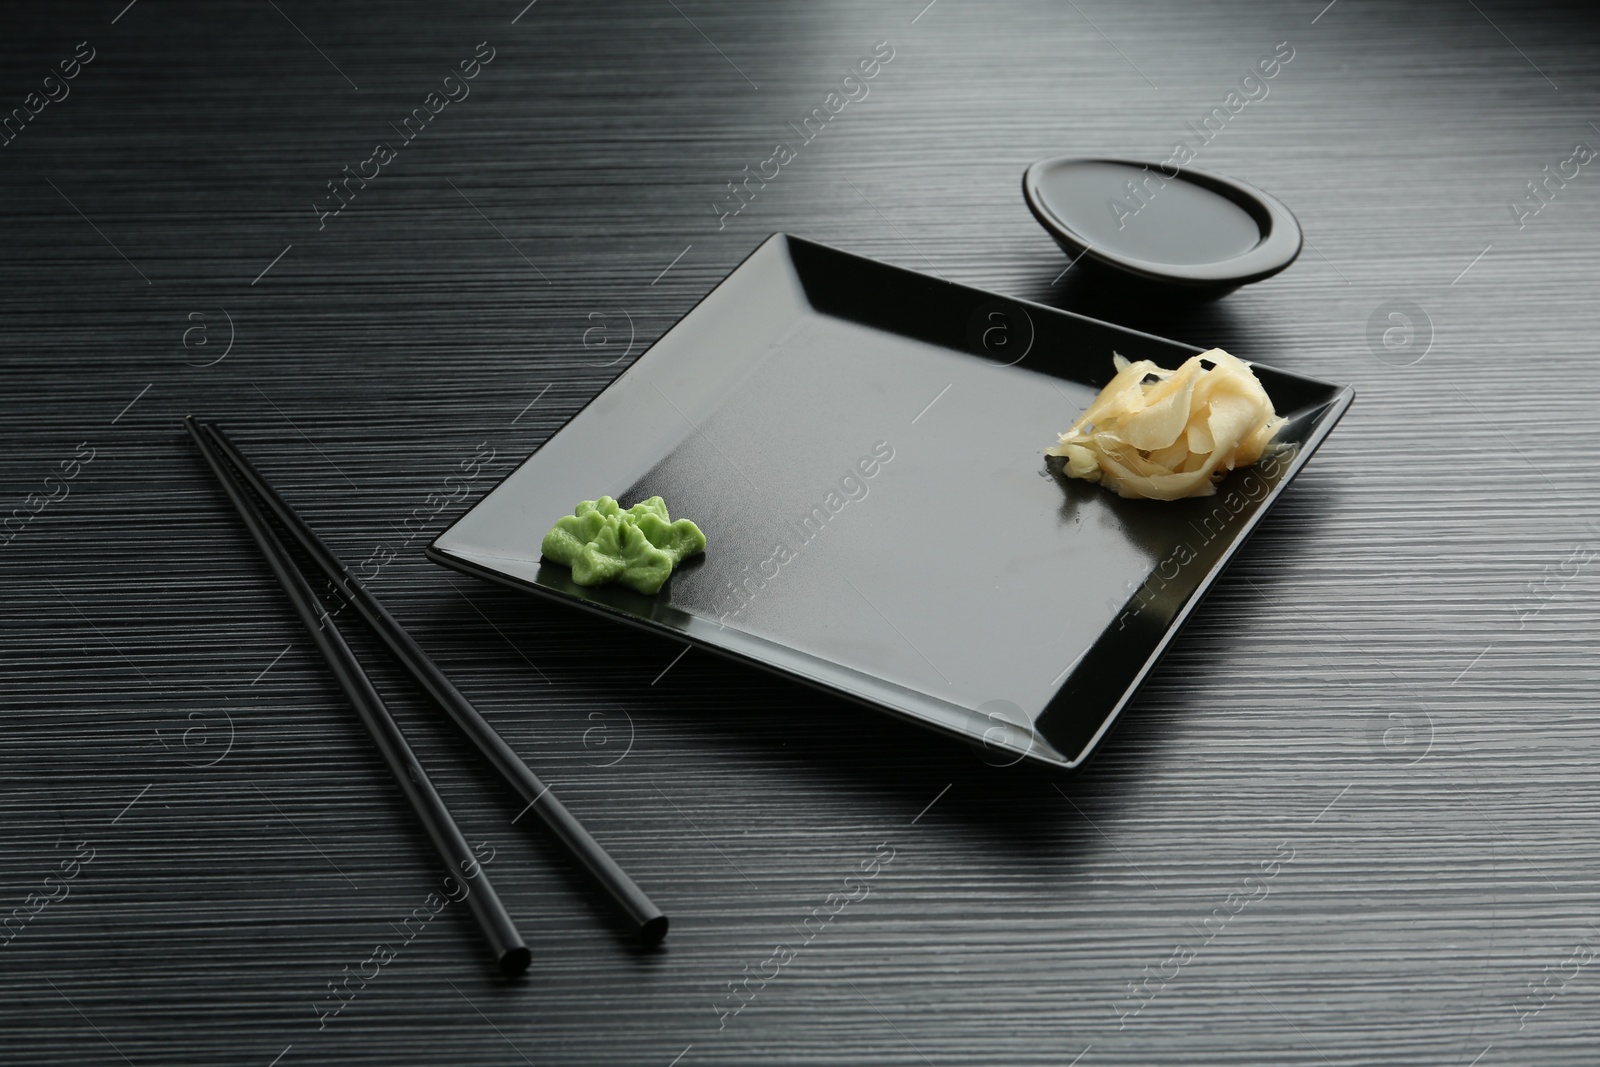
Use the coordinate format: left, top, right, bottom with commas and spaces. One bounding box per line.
1033, 160, 1262, 266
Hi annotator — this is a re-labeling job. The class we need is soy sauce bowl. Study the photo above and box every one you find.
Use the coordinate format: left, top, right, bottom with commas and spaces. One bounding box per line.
1023, 156, 1302, 297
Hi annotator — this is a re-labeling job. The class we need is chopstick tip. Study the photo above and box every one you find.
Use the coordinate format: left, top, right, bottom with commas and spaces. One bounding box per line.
640, 914, 669, 948
499, 945, 531, 978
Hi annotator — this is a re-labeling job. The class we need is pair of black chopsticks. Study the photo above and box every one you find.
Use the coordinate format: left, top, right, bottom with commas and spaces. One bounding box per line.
184, 418, 666, 976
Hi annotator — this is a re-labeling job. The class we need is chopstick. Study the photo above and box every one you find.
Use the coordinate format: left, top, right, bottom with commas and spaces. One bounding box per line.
183, 417, 531, 976
201, 422, 669, 946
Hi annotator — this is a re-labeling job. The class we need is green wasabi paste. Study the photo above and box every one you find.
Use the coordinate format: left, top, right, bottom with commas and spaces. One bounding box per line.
540, 496, 706, 595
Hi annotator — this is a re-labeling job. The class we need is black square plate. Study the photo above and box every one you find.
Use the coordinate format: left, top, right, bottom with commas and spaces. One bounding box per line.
428, 234, 1353, 771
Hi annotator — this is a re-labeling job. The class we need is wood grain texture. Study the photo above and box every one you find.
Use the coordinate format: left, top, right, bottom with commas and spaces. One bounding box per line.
2, 1, 1598, 1064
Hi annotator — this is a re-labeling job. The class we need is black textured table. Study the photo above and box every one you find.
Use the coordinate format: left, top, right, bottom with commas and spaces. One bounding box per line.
3, 2, 1598, 1064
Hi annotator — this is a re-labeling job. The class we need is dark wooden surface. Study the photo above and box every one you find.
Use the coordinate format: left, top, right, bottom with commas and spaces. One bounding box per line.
3, 1, 1598, 1064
